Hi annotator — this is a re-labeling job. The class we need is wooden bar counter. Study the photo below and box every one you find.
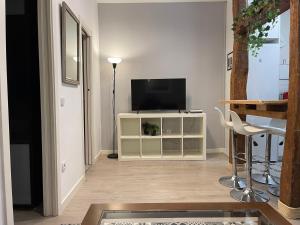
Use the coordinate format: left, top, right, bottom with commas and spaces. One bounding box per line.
223, 99, 288, 120
222, 99, 288, 164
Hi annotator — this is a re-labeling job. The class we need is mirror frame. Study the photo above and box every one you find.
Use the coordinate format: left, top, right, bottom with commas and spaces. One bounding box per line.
61, 1, 80, 85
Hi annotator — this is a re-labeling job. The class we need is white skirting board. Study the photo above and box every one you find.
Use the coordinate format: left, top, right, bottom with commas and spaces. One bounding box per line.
207, 148, 226, 155
93, 150, 102, 163
100, 150, 114, 155
278, 200, 300, 219
60, 174, 85, 214
101, 148, 226, 155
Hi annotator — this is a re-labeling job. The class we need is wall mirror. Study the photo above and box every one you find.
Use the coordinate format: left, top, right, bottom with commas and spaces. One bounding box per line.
62, 1, 80, 85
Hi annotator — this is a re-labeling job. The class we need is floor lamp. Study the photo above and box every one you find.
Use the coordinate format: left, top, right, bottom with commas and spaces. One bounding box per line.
107, 57, 122, 159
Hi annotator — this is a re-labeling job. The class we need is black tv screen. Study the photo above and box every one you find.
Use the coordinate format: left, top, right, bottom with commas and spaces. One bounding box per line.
131, 78, 186, 111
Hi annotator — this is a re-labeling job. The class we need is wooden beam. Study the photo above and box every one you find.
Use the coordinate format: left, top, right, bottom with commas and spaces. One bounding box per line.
230, 0, 248, 163
280, 0, 291, 13
223, 99, 288, 105
235, 0, 290, 36
280, 0, 300, 209
231, 0, 248, 102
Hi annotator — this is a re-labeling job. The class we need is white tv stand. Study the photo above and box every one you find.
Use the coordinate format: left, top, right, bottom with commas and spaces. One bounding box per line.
117, 112, 206, 161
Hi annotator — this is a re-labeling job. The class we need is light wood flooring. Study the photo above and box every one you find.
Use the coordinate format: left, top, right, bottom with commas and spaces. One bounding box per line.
14, 153, 300, 225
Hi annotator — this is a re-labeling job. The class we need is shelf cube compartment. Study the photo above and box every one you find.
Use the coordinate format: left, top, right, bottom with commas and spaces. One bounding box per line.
183, 117, 203, 135
142, 139, 161, 157
120, 139, 140, 157
120, 118, 140, 136
183, 138, 203, 156
162, 138, 182, 157
141, 118, 161, 136
162, 117, 182, 136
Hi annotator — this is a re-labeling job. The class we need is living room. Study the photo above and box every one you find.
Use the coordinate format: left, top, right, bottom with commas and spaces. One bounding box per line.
0, 0, 299, 225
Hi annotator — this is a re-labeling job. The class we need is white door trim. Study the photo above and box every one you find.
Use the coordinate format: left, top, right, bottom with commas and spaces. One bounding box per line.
0, 70, 14, 225
81, 25, 93, 167
0, 1, 14, 224
37, 0, 59, 216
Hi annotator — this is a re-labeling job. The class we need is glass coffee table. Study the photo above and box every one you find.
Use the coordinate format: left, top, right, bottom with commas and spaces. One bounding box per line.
82, 203, 291, 225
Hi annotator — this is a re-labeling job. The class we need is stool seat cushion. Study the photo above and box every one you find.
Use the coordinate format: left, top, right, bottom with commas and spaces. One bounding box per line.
230, 110, 267, 136
241, 125, 267, 135
226, 121, 249, 128
250, 125, 286, 136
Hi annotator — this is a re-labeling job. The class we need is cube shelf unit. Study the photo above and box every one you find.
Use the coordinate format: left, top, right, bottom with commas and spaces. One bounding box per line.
117, 113, 206, 161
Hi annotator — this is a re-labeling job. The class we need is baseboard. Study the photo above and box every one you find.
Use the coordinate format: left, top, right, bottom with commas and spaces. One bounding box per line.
60, 174, 85, 214
101, 149, 226, 155
207, 148, 226, 154
223, 147, 229, 156
101, 149, 113, 155
278, 200, 300, 219
93, 150, 102, 163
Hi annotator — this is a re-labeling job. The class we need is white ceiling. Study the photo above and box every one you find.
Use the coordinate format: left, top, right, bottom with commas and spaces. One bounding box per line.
97, 0, 226, 3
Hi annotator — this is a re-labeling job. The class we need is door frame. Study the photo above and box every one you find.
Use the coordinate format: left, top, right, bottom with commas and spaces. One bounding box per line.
0, 0, 59, 221
0, 1, 14, 225
37, 0, 59, 216
0, 52, 14, 225
81, 25, 93, 168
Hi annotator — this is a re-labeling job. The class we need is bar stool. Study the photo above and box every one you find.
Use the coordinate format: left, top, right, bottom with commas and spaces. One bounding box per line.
229, 111, 270, 202
269, 178, 280, 197
252, 125, 285, 197
268, 141, 284, 197
252, 126, 286, 187
215, 107, 246, 190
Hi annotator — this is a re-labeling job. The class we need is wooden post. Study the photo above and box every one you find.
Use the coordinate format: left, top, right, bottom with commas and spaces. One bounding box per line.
279, 0, 300, 219
280, 0, 291, 13
229, 0, 248, 163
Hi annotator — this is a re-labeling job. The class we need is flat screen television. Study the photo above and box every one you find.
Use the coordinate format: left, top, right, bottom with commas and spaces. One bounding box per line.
131, 78, 186, 111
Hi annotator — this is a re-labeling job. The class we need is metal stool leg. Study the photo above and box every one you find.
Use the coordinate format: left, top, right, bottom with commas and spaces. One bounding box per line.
231, 136, 270, 202
219, 130, 246, 190
268, 134, 284, 197
252, 133, 277, 185
268, 185, 280, 197
268, 162, 281, 197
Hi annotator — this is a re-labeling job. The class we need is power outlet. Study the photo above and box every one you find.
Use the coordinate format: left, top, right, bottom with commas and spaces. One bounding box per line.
61, 161, 67, 173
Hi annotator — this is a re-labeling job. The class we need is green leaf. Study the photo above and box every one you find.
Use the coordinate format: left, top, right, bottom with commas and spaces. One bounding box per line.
232, 0, 279, 57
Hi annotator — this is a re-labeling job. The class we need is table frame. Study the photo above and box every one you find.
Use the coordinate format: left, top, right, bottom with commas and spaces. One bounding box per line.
223, 100, 288, 119
82, 203, 291, 225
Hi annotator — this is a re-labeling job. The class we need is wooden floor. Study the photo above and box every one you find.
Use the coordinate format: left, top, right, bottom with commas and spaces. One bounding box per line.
14, 153, 300, 225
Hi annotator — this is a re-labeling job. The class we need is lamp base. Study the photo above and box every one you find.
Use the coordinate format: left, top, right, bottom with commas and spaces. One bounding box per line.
107, 153, 118, 159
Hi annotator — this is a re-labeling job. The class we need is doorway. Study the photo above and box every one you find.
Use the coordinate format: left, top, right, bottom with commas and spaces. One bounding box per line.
247, 10, 289, 181
6, 0, 43, 218
82, 27, 93, 169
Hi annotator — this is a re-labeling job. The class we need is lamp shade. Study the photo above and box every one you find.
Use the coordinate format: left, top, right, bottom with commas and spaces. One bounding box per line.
108, 57, 122, 64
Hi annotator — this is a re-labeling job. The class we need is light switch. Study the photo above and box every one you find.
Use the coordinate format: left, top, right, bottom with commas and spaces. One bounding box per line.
60, 97, 65, 107
61, 161, 67, 173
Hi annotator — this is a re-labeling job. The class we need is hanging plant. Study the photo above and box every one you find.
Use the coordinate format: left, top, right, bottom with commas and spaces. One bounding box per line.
232, 0, 280, 56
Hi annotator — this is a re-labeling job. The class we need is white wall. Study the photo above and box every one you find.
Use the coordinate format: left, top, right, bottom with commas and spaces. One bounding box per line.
0, 2, 6, 221
247, 44, 280, 102
0, 0, 14, 224
51, 0, 101, 210
279, 9, 290, 93
246, 43, 280, 132
0, 167, 4, 225
99, 2, 226, 150
224, 0, 233, 155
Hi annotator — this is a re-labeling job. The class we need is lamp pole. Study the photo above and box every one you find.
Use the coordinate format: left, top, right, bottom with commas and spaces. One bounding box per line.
108, 63, 117, 159
107, 58, 121, 159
